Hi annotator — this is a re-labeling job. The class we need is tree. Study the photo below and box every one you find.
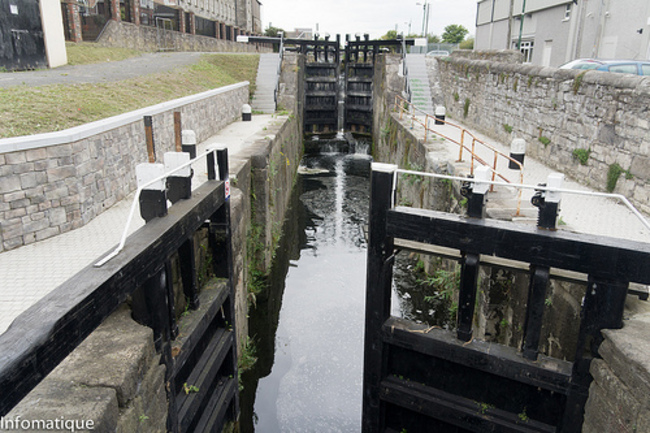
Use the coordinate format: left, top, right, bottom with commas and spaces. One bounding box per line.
459, 37, 474, 50
442, 24, 469, 44
264, 26, 285, 38
381, 30, 399, 40
428, 35, 441, 44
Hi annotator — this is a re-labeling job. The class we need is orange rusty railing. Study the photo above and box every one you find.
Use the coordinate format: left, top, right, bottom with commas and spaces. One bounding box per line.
394, 95, 524, 215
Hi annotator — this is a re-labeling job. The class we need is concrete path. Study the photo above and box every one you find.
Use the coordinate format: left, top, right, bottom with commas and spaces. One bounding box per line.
0, 114, 282, 336
0, 52, 258, 88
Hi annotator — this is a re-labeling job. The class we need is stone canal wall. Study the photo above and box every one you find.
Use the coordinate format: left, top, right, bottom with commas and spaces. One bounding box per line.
0, 82, 248, 252
437, 53, 650, 213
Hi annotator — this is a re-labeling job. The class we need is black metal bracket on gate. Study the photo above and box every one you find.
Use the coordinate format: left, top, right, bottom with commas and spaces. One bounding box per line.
362, 164, 650, 433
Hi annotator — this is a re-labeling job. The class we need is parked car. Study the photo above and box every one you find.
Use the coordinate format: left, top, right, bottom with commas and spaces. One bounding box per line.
558, 59, 605, 70
426, 50, 450, 57
594, 61, 650, 76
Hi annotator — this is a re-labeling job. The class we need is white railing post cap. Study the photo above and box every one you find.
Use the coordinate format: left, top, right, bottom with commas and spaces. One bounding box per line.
372, 163, 398, 173
181, 129, 197, 145
136, 163, 166, 191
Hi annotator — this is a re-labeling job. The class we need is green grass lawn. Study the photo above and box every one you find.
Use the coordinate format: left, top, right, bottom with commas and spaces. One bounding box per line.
0, 51, 259, 138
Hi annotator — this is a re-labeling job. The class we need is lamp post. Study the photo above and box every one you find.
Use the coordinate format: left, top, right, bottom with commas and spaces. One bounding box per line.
416, 1, 430, 37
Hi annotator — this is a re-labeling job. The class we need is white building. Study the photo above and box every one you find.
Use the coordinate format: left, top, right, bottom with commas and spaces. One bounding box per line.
475, 0, 650, 66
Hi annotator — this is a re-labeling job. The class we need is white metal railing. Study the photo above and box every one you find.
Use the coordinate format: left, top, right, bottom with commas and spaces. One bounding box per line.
392, 168, 650, 232
94, 146, 225, 267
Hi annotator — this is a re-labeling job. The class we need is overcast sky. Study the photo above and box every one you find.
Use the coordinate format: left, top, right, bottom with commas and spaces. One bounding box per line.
261, 0, 478, 40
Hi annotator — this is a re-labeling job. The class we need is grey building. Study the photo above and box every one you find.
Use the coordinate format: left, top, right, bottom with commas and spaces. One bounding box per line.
475, 0, 650, 66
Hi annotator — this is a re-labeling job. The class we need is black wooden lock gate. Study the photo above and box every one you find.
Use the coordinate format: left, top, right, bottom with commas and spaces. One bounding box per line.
362, 163, 650, 433
0, 148, 239, 433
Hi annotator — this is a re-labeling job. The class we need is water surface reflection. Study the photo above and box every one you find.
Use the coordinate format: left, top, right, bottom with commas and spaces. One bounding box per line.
241, 151, 371, 432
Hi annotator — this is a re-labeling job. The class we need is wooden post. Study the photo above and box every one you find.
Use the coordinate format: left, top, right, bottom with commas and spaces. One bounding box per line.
174, 111, 182, 152
521, 266, 550, 360
179, 239, 200, 309
144, 116, 156, 163
362, 163, 397, 433
456, 253, 480, 342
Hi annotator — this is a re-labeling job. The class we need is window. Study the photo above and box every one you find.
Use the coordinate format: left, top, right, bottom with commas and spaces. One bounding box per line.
608, 64, 638, 75
641, 65, 650, 76
513, 40, 534, 63
564, 3, 572, 20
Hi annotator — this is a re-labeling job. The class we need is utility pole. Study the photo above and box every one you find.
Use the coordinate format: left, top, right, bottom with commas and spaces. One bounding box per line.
507, 0, 514, 49
517, 0, 527, 49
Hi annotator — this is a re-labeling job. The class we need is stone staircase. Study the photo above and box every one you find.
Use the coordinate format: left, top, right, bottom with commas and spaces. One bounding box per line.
405, 53, 434, 114
251, 52, 281, 113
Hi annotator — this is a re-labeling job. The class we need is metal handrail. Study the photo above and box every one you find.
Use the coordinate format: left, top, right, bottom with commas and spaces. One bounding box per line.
94, 146, 225, 267
393, 168, 650, 232
393, 94, 525, 215
401, 37, 412, 103
273, 32, 284, 111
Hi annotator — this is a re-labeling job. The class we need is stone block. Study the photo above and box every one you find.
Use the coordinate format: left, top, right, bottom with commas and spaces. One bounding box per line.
23, 232, 36, 245
45, 186, 69, 201
49, 207, 67, 225
3, 236, 23, 251
5, 376, 119, 433
47, 144, 73, 158
35, 227, 60, 241
5, 151, 26, 164
589, 359, 640, 426
23, 218, 50, 234
0, 175, 21, 194
582, 380, 636, 433
48, 305, 157, 407
26, 148, 48, 162
20, 172, 38, 189
5, 208, 27, 219
4, 190, 26, 202
47, 165, 77, 182
12, 162, 35, 174
600, 320, 650, 404
1, 218, 23, 238
34, 159, 57, 171
10, 198, 30, 209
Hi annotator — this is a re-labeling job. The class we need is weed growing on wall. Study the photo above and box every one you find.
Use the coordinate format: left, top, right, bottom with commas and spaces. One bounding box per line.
503, 124, 513, 134
573, 71, 586, 94
607, 163, 624, 192
463, 98, 471, 118
538, 136, 551, 147
572, 148, 591, 165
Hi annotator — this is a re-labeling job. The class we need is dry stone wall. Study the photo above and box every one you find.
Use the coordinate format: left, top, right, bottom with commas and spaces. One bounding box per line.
437, 54, 650, 213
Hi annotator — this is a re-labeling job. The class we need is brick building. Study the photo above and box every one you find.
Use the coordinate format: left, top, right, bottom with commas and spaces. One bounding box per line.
61, 0, 263, 43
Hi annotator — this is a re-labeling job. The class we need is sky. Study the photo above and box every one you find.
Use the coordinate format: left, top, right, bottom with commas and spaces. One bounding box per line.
261, 0, 478, 40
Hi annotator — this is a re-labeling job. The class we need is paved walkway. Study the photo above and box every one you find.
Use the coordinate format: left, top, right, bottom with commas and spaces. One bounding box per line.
0, 52, 216, 88
0, 114, 284, 335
